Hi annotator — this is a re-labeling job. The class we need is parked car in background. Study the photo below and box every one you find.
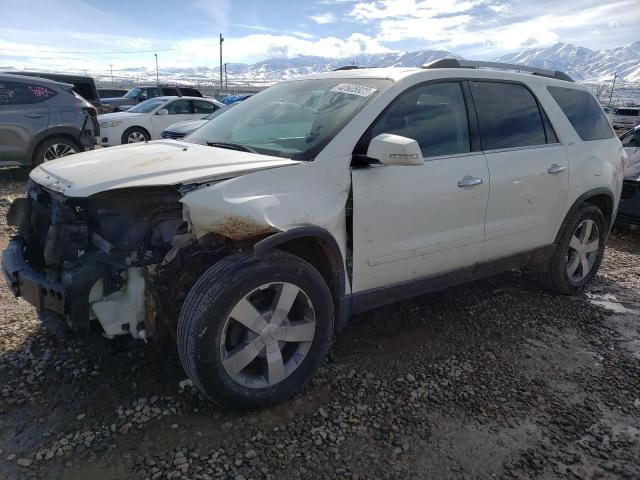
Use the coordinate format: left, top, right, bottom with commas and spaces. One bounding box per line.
0, 73, 98, 167
2, 71, 101, 109
160, 102, 236, 140
602, 105, 615, 123
3, 60, 624, 410
621, 126, 640, 177
220, 94, 253, 105
98, 88, 128, 99
611, 107, 640, 129
100, 85, 204, 112
98, 96, 222, 145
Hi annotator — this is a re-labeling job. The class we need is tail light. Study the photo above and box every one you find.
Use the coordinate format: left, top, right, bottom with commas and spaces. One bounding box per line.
84, 106, 97, 117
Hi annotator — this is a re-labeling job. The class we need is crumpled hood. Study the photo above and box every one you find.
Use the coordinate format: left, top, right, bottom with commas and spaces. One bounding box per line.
165, 119, 209, 134
30, 140, 300, 198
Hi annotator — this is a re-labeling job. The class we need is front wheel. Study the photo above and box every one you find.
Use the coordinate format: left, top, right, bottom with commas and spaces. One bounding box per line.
33, 137, 80, 166
177, 251, 334, 410
121, 127, 149, 144
537, 203, 607, 294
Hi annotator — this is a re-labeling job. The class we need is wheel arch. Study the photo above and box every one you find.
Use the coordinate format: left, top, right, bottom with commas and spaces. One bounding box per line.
253, 227, 348, 328
121, 125, 150, 144
29, 127, 83, 163
556, 188, 615, 243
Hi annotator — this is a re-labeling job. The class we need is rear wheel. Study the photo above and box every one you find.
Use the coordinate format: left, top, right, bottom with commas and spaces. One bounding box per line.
177, 251, 334, 410
537, 203, 607, 294
33, 137, 80, 166
121, 127, 149, 144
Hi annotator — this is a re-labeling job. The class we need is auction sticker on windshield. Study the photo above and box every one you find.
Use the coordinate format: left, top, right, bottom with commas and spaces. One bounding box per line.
330, 83, 378, 97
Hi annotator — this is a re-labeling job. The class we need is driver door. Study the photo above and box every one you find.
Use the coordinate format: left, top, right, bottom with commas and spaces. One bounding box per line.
351, 81, 489, 292
151, 99, 192, 138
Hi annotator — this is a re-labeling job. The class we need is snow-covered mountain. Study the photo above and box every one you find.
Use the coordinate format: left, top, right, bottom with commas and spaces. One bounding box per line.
493, 42, 640, 82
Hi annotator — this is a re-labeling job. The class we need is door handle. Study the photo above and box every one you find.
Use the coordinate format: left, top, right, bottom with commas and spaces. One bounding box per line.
457, 176, 483, 188
25, 113, 45, 119
547, 164, 567, 174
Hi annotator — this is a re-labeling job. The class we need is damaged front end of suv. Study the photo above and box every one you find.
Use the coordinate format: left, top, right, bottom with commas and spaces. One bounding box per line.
4, 180, 212, 338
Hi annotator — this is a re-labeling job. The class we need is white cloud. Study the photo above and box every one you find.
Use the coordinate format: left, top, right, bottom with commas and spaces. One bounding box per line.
310, 13, 337, 24
193, 0, 231, 30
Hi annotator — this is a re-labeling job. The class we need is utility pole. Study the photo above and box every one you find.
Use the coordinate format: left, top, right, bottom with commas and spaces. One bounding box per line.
109, 64, 114, 85
219, 33, 224, 94
154, 53, 159, 88
224, 63, 228, 90
608, 73, 617, 106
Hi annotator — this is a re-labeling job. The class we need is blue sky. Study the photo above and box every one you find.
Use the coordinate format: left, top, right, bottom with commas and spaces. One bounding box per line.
0, 0, 638, 74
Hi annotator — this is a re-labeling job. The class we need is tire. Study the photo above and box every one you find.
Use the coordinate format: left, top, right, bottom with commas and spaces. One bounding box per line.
33, 136, 80, 166
121, 126, 150, 144
537, 203, 607, 295
177, 251, 334, 410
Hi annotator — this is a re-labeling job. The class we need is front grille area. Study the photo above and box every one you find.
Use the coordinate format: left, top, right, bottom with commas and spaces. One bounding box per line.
160, 130, 187, 140
24, 181, 88, 269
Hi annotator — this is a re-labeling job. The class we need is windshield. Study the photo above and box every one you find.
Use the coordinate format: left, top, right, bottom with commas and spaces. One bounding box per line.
124, 87, 141, 99
186, 78, 391, 160
127, 98, 165, 113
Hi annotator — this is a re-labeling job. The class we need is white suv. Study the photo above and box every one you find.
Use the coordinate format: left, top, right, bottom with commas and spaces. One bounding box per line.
3, 60, 625, 410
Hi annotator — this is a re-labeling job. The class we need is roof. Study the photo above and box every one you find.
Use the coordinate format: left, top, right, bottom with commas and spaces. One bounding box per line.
0, 72, 70, 86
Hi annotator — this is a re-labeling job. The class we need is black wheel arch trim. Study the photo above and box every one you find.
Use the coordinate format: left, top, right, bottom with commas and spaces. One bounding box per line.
28, 127, 83, 160
557, 187, 616, 242
253, 226, 349, 328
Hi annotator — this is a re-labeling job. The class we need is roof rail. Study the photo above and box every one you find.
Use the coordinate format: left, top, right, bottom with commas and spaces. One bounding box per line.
333, 65, 360, 71
422, 58, 574, 82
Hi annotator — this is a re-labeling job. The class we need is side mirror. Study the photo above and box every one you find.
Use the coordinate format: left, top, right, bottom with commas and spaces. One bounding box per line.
156, 109, 169, 116
367, 133, 423, 166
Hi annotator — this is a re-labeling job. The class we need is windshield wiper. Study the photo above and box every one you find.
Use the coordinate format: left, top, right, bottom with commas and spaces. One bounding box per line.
206, 141, 257, 154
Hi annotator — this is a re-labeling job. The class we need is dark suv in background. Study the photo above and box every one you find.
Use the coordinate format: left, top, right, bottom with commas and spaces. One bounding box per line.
100, 85, 204, 112
0, 73, 98, 167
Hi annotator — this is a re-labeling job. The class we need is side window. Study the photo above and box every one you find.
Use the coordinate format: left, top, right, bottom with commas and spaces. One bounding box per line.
166, 100, 190, 114
143, 88, 160, 99
193, 100, 217, 114
547, 86, 614, 141
181, 88, 202, 97
162, 87, 178, 96
0, 81, 56, 105
472, 81, 546, 150
370, 82, 470, 158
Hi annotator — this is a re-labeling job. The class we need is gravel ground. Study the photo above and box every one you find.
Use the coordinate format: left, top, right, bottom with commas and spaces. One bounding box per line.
0, 166, 639, 480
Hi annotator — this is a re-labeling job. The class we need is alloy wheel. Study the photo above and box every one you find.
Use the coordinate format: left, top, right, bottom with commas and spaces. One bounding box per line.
566, 219, 600, 282
43, 143, 77, 161
220, 282, 316, 388
127, 131, 147, 143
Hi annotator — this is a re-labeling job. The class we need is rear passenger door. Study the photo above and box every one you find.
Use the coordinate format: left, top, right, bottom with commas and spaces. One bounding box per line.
470, 81, 568, 260
0, 80, 50, 163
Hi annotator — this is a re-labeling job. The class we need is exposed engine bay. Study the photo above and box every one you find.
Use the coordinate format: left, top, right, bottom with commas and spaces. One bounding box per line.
6, 180, 231, 339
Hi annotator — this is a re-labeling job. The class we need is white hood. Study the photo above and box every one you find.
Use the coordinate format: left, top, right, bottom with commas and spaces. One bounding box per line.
30, 140, 300, 197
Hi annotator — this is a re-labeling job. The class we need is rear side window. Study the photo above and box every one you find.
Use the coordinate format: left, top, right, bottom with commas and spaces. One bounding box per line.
472, 81, 546, 150
616, 109, 640, 117
162, 87, 179, 96
371, 81, 470, 158
0, 81, 56, 105
547, 86, 614, 141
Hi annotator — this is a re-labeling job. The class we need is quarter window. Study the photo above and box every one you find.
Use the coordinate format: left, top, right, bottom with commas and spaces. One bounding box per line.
472, 81, 546, 150
547, 86, 614, 141
370, 82, 470, 158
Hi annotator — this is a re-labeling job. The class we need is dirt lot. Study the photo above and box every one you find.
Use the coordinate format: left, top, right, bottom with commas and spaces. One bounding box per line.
0, 166, 639, 480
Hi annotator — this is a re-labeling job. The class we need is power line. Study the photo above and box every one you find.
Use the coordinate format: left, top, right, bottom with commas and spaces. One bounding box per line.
0, 48, 173, 54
